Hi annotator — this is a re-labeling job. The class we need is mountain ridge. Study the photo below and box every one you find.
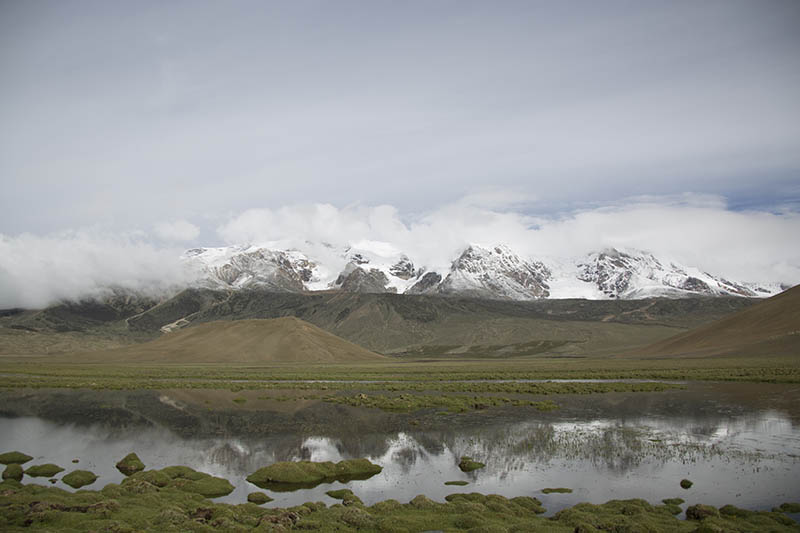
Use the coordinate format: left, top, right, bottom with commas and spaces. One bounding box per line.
183, 243, 785, 301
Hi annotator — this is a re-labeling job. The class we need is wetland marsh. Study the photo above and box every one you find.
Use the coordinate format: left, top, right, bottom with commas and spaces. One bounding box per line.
1, 357, 799, 530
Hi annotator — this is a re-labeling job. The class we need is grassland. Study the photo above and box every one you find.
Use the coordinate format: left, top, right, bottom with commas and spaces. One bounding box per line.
1, 353, 797, 386
0, 354, 796, 416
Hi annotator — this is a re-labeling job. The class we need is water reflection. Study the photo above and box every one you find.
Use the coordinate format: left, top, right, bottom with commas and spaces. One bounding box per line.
1, 383, 799, 514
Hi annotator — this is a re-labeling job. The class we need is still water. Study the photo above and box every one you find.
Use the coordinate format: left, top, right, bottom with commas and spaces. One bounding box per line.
1, 382, 798, 515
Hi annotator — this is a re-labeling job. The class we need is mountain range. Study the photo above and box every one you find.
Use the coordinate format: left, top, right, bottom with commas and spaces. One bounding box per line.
183, 243, 785, 301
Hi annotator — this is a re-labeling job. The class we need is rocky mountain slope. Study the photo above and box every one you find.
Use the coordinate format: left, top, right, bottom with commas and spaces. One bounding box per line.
183, 243, 784, 301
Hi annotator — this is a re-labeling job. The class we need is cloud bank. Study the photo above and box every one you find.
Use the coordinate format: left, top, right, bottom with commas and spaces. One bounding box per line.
217, 198, 800, 286
154, 220, 200, 242
1, 198, 798, 309
0, 231, 191, 309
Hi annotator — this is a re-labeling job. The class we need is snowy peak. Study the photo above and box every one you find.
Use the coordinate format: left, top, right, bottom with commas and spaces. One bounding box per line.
576, 248, 781, 299
181, 244, 784, 300
183, 246, 317, 292
409, 244, 551, 300
334, 247, 420, 294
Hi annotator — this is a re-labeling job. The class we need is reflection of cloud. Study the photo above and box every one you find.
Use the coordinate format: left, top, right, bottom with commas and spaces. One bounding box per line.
297, 437, 343, 463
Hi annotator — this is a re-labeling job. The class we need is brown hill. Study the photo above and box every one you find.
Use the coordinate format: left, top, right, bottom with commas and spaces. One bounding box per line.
629, 285, 800, 358
72, 317, 385, 363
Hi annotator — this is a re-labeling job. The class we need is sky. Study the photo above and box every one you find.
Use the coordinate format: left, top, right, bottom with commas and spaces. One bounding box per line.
1, 0, 799, 307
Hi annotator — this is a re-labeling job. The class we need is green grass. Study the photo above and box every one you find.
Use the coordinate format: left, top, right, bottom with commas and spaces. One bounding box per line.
120, 466, 234, 498
542, 487, 573, 494
326, 393, 560, 413
2, 476, 799, 532
115, 453, 145, 476
325, 489, 363, 504
1, 354, 797, 387
0, 452, 32, 465
246, 459, 382, 491
458, 457, 485, 472
246, 491, 272, 504
61, 470, 98, 489
24, 464, 64, 478
2, 464, 23, 481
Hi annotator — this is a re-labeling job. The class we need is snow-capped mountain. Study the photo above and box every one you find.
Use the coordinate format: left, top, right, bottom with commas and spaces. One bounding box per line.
332, 247, 420, 294
183, 246, 317, 292
574, 248, 782, 299
408, 245, 551, 300
181, 244, 785, 300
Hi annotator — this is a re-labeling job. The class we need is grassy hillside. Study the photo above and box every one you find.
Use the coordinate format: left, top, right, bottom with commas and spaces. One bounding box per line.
630, 285, 800, 358
1, 290, 758, 357
175, 291, 753, 356
71, 317, 385, 363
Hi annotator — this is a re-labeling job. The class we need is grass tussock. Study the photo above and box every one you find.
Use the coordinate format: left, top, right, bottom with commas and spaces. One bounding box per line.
2, 478, 799, 532
246, 459, 382, 490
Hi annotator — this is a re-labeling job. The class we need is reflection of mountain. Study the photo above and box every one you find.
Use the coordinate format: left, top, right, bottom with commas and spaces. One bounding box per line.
2, 385, 798, 481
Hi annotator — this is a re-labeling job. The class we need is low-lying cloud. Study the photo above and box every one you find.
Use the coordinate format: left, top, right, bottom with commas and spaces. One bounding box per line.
0, 231, 191, 309
2, 197, 799, 309
217, 197, 800, 286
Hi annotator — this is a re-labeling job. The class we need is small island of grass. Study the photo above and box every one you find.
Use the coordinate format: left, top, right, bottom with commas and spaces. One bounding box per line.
0, 451, 33, 465
458, 456, 485, 472
542, 487, 573, 494
247, 459, 382, 490
247, 491, 273, 504
25, 464, 64, 477
115, 453, 145, 476
62, 470, 98, 489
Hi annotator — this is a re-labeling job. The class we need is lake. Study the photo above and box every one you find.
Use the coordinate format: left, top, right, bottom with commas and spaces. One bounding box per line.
1, 381, 798, 516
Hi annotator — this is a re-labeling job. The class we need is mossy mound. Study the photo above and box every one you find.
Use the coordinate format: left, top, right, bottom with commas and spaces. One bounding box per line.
445, 492, 547, 516
542, 487, 573, 494
115, 452, 145, 476
686, 504, 720, 520
246, 459, 382, 490
1, 479, 798, 533
247, 491, 273, 504
0, 451, 32, 465
326, 488, 363, 504
554, 498, 691, 531
775, 502, 800, 513
141, 466, 235, 498
62, 470, 98, 489
680, 478, 693, 489
25, 463, 64, 477
2, 463, 23, 481
458, 456, 485, 472
663, 498, 685, 506
444, 480, 469, 486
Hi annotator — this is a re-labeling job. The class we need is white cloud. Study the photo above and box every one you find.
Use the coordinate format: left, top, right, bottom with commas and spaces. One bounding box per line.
1, 196, 798, 309
154, 220, 200, 242
217, 197, 800, 285
0, 231, 190, 308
